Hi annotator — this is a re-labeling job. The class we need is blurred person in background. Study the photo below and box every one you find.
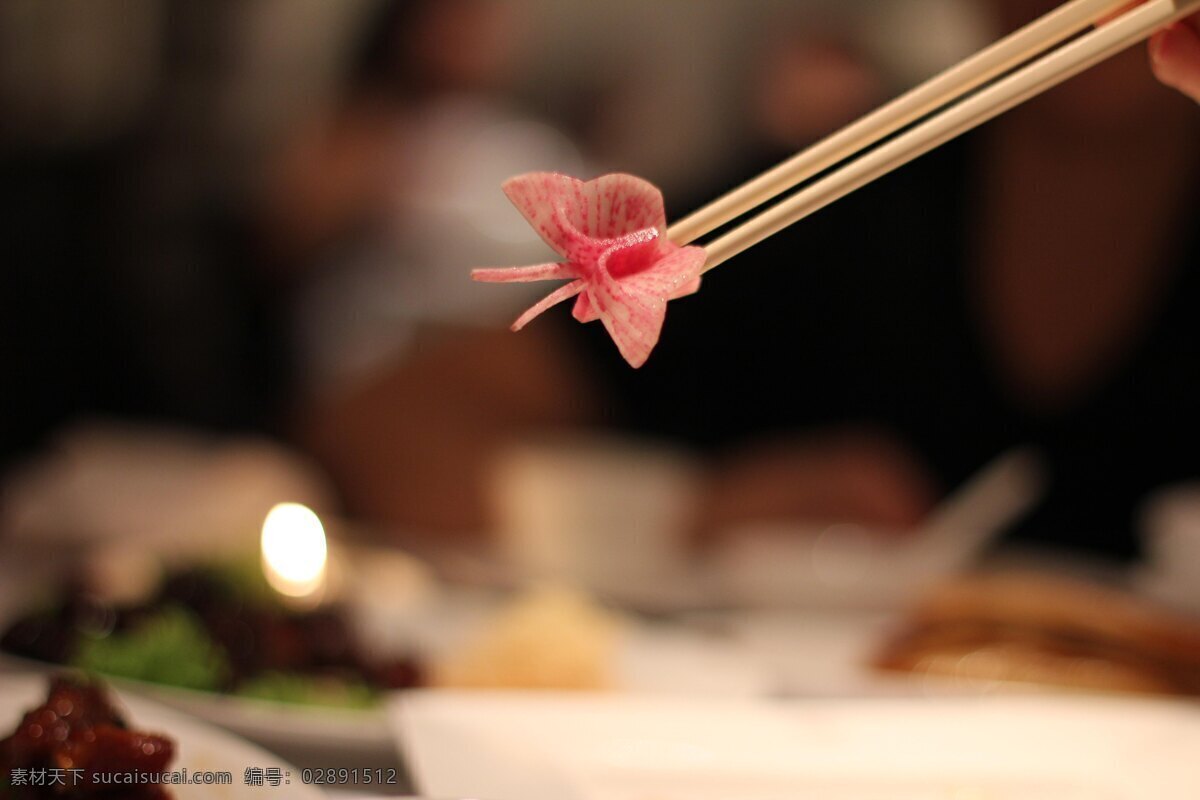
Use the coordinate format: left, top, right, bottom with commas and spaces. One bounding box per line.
0, 1, 379, 546
6, 0, 1198, 565
557, 0, 1200, 562
749, 25, 886, 154
0, 1, 304, 467
286, 1, 1200, 563
280, 0, 593, 536
281, 5, 904, 540
0, 0, 590, 538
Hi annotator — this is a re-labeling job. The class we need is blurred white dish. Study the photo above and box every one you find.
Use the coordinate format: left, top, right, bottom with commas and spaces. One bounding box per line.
103, 674, 393, 759
712, 449, 1045, 609
395, 690, 1200, 800
0, 672, 326, 799
1, 422, 332, 558
1136, 484, 1200, 614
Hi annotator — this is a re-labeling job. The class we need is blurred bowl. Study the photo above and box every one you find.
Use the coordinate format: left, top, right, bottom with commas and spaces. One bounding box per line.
488, 434, 701, 602
710, 449, 1045, 609
1136, 484, 1200, 613
711, 522, 932, 609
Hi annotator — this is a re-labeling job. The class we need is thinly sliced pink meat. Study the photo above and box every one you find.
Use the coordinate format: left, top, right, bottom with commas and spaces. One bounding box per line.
572, 293, 599, 323
605, 241, 705, 299
511, 280, 584, 331
474, 172, 707, 368
472, 262, 573, 284
574, 242, 703, 325
588, 274, 670, 370
589, 243, 707, 368
503, 173, 667, 258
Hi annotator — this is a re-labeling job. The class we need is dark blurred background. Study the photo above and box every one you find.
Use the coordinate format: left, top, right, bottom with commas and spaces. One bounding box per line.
0, 0, 983, 469
4, 0, 1199, 566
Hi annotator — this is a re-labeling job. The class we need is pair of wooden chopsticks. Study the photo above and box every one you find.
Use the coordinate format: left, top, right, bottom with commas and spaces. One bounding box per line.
671, 0, 1200, 272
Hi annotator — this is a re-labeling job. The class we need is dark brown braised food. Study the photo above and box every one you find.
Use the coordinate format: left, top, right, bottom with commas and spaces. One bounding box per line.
0, 677, 174, 799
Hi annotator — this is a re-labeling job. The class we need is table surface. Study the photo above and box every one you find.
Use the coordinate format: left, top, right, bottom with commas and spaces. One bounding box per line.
0, 536, 1156, 800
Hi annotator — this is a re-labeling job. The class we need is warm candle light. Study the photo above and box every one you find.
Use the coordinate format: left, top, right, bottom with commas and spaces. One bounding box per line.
261, 502, 327, 602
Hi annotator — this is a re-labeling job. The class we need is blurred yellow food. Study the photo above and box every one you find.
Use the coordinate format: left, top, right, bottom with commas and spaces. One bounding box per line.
434, 584, 624, 690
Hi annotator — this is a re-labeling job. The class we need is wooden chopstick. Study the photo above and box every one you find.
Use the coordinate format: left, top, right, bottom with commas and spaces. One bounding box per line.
699, 0, 1200, 273
667, 0, 1132, 247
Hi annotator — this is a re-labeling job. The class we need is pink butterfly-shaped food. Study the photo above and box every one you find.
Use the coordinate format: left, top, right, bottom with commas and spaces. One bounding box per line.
472, 172, 707, 368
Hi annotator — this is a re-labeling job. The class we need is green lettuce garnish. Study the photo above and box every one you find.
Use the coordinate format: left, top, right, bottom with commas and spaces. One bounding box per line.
236, 672, 377, 709
71, 605, 229, 692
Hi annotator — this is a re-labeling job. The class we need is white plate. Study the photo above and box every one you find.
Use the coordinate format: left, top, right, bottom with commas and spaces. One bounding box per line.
1, 603, 768, 760
0, 653, 393, 761
395, 691, 1200, 800
106, 675, 394, 756
0, 672, 326, 799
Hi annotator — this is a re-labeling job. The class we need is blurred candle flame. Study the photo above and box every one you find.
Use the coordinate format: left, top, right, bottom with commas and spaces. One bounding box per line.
261, 502, 327, 602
